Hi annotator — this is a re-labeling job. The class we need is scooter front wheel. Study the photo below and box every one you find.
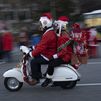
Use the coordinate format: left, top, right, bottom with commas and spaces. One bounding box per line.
60, 81, 77, 89
4, 77, 23, 92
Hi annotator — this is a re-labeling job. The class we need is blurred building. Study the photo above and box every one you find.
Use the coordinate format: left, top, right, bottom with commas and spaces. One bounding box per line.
0, 0, 101, 31
0, 0, 40, 31
83, 10, 101, 27
79, 0, 101, 13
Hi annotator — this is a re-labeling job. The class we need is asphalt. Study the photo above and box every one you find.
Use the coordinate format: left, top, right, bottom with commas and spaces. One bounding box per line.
0, 46, 101, 101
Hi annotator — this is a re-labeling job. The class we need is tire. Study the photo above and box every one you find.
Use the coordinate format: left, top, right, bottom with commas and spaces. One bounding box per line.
60, 81, 77, 89
4, 77, 23, 92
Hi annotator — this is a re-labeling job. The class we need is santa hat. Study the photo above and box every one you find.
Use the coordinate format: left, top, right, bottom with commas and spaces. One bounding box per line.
58, 16, 69, 25
39, 12, 53, 28
42, 12, 53, 20
58, 16, 69, 22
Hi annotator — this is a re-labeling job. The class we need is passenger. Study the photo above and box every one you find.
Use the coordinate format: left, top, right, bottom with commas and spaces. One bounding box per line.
41, 16, 73, 87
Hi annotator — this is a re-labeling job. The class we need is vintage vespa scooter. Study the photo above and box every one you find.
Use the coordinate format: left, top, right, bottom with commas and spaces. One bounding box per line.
3, 46, 81, 92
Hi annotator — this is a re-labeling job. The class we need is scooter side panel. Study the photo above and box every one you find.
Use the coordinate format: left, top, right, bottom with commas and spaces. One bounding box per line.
3, 68, 24, 82
52, 66, 78, 81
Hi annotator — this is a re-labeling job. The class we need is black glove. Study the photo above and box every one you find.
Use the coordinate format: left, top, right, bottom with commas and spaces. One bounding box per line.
23, 53, 30, 60
29, 46, 33, 51
49, 57, 55, 63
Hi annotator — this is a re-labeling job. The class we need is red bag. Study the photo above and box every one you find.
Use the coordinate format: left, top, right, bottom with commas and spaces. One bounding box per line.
78, 52, 88, 64
71, 53, 80, 65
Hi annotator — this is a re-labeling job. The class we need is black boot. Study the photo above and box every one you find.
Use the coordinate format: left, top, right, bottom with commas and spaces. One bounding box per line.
41, 78, 52, 87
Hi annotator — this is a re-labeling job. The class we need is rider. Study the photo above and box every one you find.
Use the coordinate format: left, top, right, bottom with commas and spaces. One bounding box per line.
41, 16, 73, 87
25, 12, 57, 85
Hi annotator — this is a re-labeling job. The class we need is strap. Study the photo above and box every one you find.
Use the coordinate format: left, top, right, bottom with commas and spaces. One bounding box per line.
57, 39, 73, 52
44, 27, 54, 35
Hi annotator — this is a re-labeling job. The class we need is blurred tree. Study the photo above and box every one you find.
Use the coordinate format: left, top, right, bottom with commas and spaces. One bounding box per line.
38, 0, 81, 22
1, 0, 83, 22
55, 0, 82, 22
55, 0, 75, 16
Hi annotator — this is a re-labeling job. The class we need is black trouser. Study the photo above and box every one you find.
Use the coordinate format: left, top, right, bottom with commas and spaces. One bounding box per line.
47, 58, 67, 76
30, 55, 49, 80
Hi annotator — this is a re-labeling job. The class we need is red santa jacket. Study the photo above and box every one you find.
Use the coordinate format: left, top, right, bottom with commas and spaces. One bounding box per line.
57, 34, 73, 63
32, 29, 57, 59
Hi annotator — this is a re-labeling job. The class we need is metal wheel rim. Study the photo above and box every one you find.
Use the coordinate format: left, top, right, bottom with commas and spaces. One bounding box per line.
7, 78, 20, 90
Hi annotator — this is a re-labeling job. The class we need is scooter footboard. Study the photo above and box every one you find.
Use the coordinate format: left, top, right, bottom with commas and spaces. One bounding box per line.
52, 65, 79, 81
3, 68, 24, 82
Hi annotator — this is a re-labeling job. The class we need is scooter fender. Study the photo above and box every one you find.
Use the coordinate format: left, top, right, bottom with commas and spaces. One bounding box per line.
3, 68, 24, 82
52, 64, 80, 82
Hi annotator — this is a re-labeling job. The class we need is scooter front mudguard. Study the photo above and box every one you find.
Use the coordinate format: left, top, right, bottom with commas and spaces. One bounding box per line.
3, 68, 24, 82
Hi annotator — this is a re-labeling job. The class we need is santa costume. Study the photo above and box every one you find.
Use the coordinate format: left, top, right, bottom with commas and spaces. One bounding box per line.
41, 16, 74, 87
21, 12, 57, 85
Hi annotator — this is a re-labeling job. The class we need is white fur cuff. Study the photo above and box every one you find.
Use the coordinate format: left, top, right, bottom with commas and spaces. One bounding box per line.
29, 52, 33, 57
46, 74, 53, 79
53, 54, 58, 59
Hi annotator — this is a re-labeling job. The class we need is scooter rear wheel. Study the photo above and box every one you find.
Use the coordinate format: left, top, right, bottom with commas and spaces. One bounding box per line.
4, 77, 23, 92
60, 81, 77, 89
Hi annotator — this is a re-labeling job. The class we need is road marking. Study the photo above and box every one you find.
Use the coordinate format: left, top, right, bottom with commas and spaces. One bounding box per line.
77, 83, 101, 86
0, 62, 6, 65
87, 62, 101, 65
35, 81, 101, 87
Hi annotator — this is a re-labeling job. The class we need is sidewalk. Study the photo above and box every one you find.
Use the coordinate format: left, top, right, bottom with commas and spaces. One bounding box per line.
88, 58, 101, 62
0, 46, 21, 65
11, 46, 23, 63
0, 45, 101, 65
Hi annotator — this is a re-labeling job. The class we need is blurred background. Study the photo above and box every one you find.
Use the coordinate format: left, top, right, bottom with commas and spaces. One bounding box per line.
0, 0, 101, 63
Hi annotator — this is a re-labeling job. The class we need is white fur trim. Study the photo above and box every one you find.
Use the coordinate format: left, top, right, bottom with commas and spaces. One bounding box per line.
29, 52, 33, 57
58, 20, 68, 25
41, 54, 49, 61
43, 27, 53, 35
46, 74, 53, 79
53, 54, 58, 59
32, 46, 35, 50
59, 23, 62, 36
